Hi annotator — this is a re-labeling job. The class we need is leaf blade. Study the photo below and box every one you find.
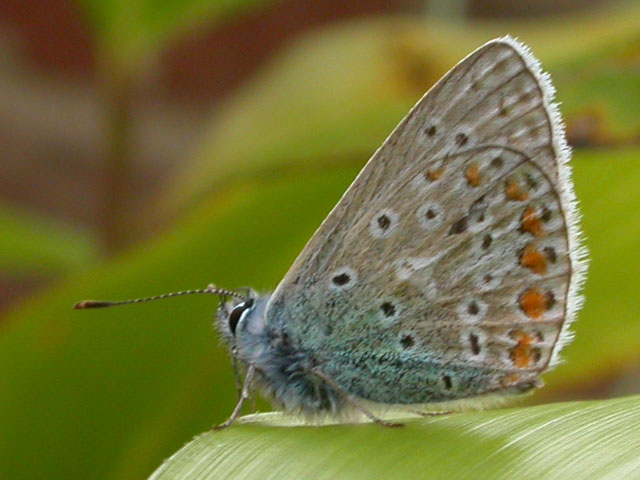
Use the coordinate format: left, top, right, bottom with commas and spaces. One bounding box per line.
150, 396, 640, 480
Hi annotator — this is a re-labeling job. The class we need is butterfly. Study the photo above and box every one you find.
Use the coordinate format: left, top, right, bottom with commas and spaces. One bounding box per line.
77, 36, 587, 428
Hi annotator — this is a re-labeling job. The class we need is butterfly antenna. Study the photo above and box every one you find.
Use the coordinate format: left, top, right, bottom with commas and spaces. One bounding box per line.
74, 284, 243, 309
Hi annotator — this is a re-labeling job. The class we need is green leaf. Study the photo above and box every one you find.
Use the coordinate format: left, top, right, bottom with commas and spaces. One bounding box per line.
151, 395, 640, 480
0, 204, 96, 278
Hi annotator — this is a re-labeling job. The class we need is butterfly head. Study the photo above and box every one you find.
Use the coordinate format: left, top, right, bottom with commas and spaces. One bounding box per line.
216, 289, 271, 353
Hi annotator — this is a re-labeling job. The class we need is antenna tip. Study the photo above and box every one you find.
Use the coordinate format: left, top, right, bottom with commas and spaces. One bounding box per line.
74, 300, 113, 309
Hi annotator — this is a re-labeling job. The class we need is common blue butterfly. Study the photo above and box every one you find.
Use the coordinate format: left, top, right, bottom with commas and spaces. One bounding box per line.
77, 36, 587, 428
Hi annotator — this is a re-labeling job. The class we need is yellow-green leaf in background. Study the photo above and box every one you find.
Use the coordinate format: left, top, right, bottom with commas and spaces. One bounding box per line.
554, 36, 640, 145
547, 148, 640, 393
166, 3, 640, 212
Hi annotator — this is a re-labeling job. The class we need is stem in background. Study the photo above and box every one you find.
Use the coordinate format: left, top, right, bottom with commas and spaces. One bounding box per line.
426, 0, 468, 20
99, 65, 134, 253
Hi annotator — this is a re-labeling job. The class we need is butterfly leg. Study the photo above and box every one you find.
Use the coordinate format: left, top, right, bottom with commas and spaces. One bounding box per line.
231, 353, 243, 401
310, 368, 404, 428
214, 364, 256, 430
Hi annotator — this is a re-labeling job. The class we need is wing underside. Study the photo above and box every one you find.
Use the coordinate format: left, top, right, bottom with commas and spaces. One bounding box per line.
265, 37, 586, 404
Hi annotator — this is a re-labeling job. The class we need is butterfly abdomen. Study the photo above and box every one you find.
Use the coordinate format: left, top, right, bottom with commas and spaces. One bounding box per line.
253, 339, 347, 416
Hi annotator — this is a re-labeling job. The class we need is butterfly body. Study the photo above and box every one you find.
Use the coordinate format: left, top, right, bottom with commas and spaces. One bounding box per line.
218, 293, 348, 416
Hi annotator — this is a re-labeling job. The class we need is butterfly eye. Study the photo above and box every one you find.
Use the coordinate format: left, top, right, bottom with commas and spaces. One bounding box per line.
228, 298, 254, 335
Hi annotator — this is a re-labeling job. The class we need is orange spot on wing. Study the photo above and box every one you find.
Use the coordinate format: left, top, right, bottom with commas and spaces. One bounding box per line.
501, 373, 521, 387
519, 287, 548, 319
521, 207, 544, 237
521, 244, 547, 275
511, 330, 535, 345
426, 168, 445, 181
511, 345, 533, 368
505, 180, 529, 201
465, 163, 483, 187
509, 330, 541, 369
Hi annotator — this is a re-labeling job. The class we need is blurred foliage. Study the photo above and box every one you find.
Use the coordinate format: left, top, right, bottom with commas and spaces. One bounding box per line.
2, 3, 640, 479
79, 0, 279, 70
167, 2, 640, 210
0, 204, 96, 278
151, 396, 640, 479
541, 147, 640, 391
76, 0, 280, 250
0, 168, 356, 479
165, 19, 453, 209
556, 35, 640, 145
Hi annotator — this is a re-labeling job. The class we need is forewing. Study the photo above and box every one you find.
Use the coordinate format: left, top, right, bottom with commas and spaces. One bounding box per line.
265, 37, 586, 404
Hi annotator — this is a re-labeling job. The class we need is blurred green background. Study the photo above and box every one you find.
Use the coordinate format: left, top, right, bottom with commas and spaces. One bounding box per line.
1, 0, 639, 478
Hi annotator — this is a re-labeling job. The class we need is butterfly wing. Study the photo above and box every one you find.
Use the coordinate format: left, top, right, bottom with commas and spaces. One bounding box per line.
265, 37, 587, 405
